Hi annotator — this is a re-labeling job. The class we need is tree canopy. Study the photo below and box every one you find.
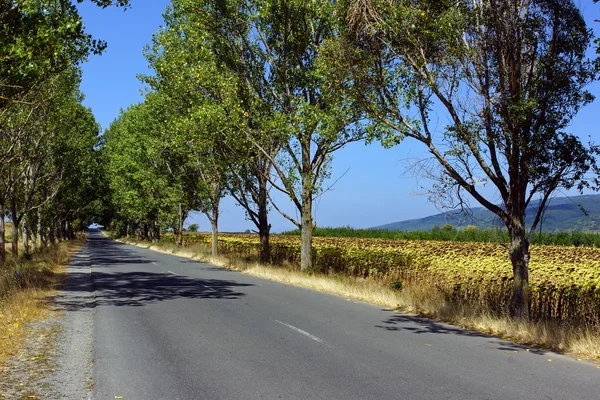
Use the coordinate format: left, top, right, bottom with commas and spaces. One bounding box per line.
0, 0, 132, 263
10, 0, 596, 321
328, 0, 600, 317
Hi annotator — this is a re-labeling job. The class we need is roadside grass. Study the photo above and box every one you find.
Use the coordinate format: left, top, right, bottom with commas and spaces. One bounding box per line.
117, 236, 600, 360
3, 242, 23, 260
0, 239, 84, 363
3, 221, 16, 256
5, 221, 12, 241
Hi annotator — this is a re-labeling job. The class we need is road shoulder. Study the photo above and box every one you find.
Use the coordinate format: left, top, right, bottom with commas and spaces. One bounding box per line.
0, 242, 96, 399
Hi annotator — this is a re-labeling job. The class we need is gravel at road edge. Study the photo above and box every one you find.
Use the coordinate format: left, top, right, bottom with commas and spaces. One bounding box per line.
44, 241, 96, 399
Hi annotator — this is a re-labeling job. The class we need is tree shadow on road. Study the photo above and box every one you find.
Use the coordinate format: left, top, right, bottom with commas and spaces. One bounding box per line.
376, 313, 547, 355
87, 236, 154, 268
56, 270, 251, 310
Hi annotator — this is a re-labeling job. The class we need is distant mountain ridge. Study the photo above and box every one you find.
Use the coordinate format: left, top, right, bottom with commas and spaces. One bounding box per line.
373, 194, 600, 232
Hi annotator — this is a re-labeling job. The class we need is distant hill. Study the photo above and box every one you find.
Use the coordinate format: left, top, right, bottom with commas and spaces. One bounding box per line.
373, 194, 600, 232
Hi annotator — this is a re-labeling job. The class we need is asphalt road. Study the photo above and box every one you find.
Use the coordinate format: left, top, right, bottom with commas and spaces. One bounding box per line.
75, 229, 599, 399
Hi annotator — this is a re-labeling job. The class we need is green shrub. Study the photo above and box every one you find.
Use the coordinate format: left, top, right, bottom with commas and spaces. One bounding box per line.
281, 226, 600, 248
441, 223, 454, 232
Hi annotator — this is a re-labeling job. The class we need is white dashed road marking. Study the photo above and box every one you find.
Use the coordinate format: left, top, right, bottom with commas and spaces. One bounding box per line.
275, 320, 330, 346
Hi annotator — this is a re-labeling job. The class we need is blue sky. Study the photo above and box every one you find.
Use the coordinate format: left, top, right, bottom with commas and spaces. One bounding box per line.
77, 1, 600, 233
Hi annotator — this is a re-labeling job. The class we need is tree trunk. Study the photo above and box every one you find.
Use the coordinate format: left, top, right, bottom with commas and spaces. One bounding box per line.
299, 131, 314, 271
211, 217, 218, 257
10, 221, 19, 260
153, 222, 160, 243
258, 219, 271, 264
0, 211, 5, 264
41, 226, 47, 249
49, 220, 56, 245
31, 221, 37, 250
300, 162, 313, 271
300, 203, 313, 271
55, 220, 61, 242
10, 197, 19, 258
60, 221, 67, 240
67, 220, 74, 239
176, 229, 183, 247
257, 177, 271, 263
148, 223, 154, 242
11, 219, 19, 258
142, 223, 149, 241
208, 193, 220, 257
23, 220, 30, 258
37, 209, 44, 249
177, 204, 184, 247
508, 221, 530, 319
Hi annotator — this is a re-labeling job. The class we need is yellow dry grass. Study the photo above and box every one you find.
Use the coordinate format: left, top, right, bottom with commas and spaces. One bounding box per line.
4, 221, 12, 238
119, 237, 600, 360
3, 242, 23, 260
0, 239, 84, 363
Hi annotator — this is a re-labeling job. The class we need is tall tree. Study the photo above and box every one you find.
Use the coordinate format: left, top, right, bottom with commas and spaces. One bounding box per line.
165, 0, 367, 270
144, 0, 284, 262
0, 0, 132, 262
4, 68, 80, 257
104, 103, 176, 242
336, 0, 599, 317
141, 6, 235, 256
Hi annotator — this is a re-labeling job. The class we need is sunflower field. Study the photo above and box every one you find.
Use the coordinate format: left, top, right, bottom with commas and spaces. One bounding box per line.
162, 233, 600, 325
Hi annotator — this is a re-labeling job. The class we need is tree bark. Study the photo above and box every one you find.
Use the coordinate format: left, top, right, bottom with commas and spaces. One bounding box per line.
258, 216, 271, 263
148, 223, 154, 242
23, 219, 30, 258
55, 220, 61, 242
10, 218, 19, 259
142, 223, 149, 241
176, 229, 183, 247
207, 191, 220, 257
31, 220, 37, 250
0, 210, 5, 264
508, 219, 530, 319
300, 149, 314, 271
153, 222, 160, 243
257, 176, 271, 263
67, 220, 74, 239
60, 220, 67, 241
211, 217, 218, 257
10, 196, 19, 258
41, 226, 47, 249
11, 219, 19, 258
37, 209, 44, 249
300, 201, 313, 271
177, 204, 184, 247
49, 220, 55, 245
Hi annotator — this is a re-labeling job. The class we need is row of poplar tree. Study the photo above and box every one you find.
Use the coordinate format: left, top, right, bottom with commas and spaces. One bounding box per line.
103, 0, 600, 318
4, 0, 598, 319
0, 0, 130, 263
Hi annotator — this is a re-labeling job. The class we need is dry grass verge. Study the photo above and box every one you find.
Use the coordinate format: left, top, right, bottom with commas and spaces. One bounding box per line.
117, 236, 600, 360
4, 221, 12, 241
0, 239, 84, 364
